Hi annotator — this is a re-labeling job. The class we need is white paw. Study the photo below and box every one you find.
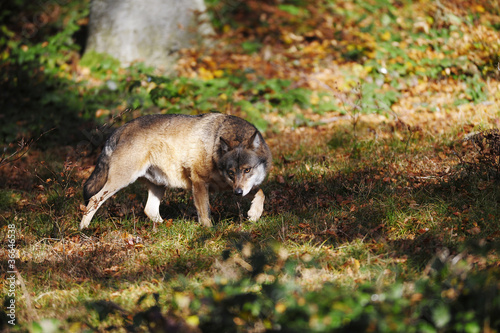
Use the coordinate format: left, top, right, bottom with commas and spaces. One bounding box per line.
80, 219, 90, 230
145, 209, 163, 223
247, 205, 263, 222
200, 218, 213, 227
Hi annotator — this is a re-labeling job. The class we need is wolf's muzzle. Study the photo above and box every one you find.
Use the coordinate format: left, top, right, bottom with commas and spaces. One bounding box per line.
234, 188, 243, 196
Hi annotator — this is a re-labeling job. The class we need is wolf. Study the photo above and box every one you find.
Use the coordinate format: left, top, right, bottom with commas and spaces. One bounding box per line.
80, 113, 272, 229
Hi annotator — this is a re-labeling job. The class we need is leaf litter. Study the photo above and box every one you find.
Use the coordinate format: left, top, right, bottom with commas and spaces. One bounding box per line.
1, 0, 500, 329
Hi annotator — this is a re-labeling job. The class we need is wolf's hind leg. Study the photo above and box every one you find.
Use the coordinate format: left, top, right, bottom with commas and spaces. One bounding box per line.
247, 188, 265, 222
144, 182, 165, 223
80, 169, 141, 229
80, 185, 121, 229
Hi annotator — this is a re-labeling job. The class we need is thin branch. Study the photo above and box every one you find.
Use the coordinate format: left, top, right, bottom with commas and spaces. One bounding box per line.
0, 128, 55, 168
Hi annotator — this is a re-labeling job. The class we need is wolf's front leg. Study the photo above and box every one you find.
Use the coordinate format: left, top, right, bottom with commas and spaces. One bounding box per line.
192, 181, 212, 227
247, 188, 265, 222
144, 182, 165, 223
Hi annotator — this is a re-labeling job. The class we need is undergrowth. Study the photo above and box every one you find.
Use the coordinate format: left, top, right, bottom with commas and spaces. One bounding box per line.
1, 0, 500, 332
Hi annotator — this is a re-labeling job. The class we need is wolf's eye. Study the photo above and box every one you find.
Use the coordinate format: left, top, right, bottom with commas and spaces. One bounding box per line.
228, 171, 235, 178
243, 168, 251, 174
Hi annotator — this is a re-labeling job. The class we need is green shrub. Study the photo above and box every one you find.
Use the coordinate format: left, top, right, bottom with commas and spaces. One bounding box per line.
78, 243, 500, 332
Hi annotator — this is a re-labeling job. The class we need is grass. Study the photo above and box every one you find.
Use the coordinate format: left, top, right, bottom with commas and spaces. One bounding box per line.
2, 120, 500, 331
2, 0, 500, 331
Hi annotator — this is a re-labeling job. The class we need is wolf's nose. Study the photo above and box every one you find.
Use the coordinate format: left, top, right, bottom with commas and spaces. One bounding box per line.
234, 188, 243, 196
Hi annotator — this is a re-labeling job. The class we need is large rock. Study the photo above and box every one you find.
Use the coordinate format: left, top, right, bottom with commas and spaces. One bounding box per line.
85, 0, 214, 69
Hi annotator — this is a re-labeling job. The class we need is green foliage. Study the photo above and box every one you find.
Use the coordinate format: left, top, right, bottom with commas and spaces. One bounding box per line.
145, 75, 316, 132
359, 81, 400, 114
414, 251, 500, 332
0, 2, 89, 145
3, 5, 84, 74
80, 50, 122, 78
206, 0, 310, 31
461, 75, 488, 104
29, 319, 62, 333
1, 1, 499, 331
241, 40, 263, 54
0, 190, 19, 211
255, 78, 311, 111
80, 244, 500, 332
278, 4, 310, 18
0, 0, 159, 146
148, 76, 235, 113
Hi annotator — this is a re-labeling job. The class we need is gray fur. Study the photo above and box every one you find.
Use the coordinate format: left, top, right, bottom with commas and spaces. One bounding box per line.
80, 113, 272, 228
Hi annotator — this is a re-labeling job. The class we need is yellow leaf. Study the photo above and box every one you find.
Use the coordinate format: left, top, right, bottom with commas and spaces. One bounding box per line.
213, 69, 224, 78
174, 292, 191, 309
275, 302, 287, 313
380, 31, 391, 41
411, 293, 423, 303
68, 322, 85, 333
95, 109, 110, 118
233, 317, 245, 326
156, 96, 168, 107
352, 258, 360, 272
186, 315, 200, 326
310, 92, 319, 105
1, 50, 9, 61
198, 67, 214, 80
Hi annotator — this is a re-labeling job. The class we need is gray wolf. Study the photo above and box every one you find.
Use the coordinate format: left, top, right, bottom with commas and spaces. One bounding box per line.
80, 113, 272, 229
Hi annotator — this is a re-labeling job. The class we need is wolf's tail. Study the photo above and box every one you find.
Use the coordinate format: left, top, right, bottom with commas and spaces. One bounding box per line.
83, 127, 125, 205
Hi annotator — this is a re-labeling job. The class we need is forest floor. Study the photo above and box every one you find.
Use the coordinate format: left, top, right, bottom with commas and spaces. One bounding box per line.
1, 0, 500, 331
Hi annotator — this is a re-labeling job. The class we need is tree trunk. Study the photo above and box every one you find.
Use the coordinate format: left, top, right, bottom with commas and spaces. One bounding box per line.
85, 0, 213, 69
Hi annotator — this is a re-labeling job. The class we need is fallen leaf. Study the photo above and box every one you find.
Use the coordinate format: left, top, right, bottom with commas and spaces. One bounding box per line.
468, 226, 481, 235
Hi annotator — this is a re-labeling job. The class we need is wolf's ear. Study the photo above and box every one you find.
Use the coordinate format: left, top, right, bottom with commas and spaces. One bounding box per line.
219, 137, 231, 154
247, 131, 262, 150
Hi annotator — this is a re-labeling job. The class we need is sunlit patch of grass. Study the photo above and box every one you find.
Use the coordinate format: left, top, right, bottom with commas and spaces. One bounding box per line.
1, 0, 500, 329
4, 121, 500, 330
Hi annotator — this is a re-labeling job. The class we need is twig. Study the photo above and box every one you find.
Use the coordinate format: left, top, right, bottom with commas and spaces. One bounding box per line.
0, 128, 55, 168
34, 238, 62, 246
412, 175, 439, 180
320, 115, 349, 123
404, 129, 414, 154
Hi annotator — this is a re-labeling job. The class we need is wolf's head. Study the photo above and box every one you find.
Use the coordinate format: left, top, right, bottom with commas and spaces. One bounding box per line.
218, 131, 269, 196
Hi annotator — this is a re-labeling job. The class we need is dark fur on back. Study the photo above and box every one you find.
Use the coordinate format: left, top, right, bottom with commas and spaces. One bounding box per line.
83, 126, 125, 205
